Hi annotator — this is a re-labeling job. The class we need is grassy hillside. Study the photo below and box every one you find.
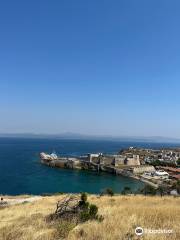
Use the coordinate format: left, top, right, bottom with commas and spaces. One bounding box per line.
0, 195, 180, 240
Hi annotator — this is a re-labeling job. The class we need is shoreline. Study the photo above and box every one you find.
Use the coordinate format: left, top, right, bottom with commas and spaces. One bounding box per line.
41, 158, 156, 188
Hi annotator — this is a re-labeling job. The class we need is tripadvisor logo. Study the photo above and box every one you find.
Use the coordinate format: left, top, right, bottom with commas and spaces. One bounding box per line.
135, 226, 173, 236
135, 227, 144, 236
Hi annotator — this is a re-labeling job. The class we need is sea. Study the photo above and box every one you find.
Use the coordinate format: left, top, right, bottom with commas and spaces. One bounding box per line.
0, 138, 179, 195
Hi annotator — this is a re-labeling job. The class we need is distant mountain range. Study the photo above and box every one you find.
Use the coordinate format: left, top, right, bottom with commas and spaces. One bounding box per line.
0, 132, 180, 143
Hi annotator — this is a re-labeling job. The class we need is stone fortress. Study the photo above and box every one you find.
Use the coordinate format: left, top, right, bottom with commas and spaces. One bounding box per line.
87, 153, 141, 167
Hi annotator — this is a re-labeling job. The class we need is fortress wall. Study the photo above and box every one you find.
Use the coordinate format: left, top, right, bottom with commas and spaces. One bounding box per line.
133, 166, 155, 174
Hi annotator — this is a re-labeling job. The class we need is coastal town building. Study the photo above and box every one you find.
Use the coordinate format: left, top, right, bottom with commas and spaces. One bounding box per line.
120, 147, 180, 165
158, 167, 180, 180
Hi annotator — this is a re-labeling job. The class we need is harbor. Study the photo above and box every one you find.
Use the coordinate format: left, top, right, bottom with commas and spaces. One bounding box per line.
40, 147, 180, 191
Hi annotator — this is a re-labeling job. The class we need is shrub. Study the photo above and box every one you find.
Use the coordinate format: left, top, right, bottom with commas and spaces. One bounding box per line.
51, 193, 103, 225
142, 185, 157, 196
89, 204, 98, 218
81, 192, 87, 202
106, 188, 114, 196
121, 186, 131, 195
176, 159, 180, 166
157, 185, 169, 196
151, 160, 176, 168
101, 188, 114, 196
83, 201, 89, 209
173, 180, 180, 194
79, 192, 89, 209
79, 193, 102, 222
80, 211, 90, 222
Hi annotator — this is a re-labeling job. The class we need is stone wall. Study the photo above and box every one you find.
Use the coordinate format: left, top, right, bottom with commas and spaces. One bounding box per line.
133, 165, 155, 174
126, 155, 140, 166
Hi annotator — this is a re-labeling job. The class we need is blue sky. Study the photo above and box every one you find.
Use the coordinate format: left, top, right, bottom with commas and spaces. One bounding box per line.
0, 0, 180, 137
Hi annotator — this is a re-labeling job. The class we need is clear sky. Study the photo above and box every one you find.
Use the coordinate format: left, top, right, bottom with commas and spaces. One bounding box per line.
0, 0, 180, 137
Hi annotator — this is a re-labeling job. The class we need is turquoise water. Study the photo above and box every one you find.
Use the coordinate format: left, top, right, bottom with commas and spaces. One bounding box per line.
0, 138, 179, 195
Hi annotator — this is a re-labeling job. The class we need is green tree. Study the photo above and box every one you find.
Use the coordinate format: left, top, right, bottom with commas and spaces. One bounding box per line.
105, 188, 114, 197
157, 186, 166, 197
79, 193, 102, 222
142, 185, 157, 196
121, 186, 131, 195
89, 204, 98, 218
151, 160, 161, 166
81, 192, 87, 203
175, 180, 180, 194
177, 159, 180, 166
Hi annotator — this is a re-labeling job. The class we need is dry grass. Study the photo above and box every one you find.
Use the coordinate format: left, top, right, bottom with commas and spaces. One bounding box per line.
0, 195, 180, 240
